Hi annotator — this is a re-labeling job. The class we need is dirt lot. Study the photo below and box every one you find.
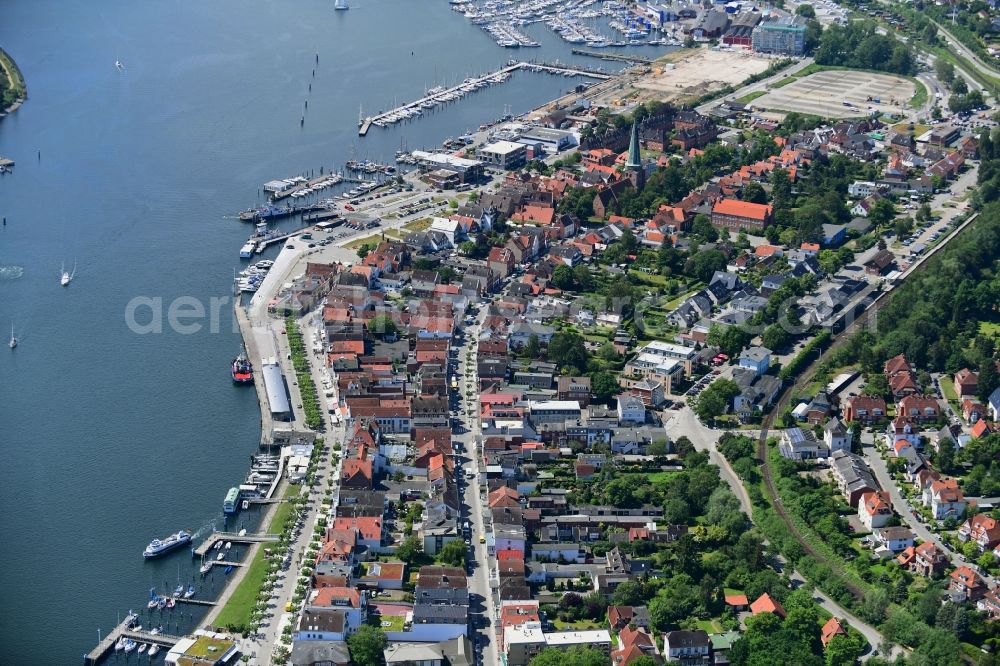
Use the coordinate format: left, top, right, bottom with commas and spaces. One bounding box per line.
632, 48, 776, 103
751, 69, 915, 119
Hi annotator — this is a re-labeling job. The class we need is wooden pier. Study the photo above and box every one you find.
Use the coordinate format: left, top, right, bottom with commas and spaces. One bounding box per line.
84, 613, 183, 665
359, 60, 610, 135
193, 531, 280, 557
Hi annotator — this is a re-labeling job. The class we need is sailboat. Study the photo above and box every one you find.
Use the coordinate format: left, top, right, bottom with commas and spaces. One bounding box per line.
60, 261, 75, 286
8, 323, 16, 349
115, 60, 125, 72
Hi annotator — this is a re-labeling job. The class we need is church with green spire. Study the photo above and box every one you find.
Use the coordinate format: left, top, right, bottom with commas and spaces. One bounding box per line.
623, 120, 645, 192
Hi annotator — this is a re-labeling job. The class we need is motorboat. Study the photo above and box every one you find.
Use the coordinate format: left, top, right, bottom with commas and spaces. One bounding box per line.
123, 640, 137, 653
138, 643, 148, 654
224, 541, 232, 550
216, 552, 225, 561
115, 637, 127, 651
148, 645, 160, 657
214, 540, 223, 551
200, 561, 212, 575
8, 323, 16, 349
59, 264, 76, 287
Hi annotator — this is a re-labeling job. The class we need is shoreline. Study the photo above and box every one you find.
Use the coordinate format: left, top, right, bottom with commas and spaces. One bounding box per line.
0, 47, 27, 115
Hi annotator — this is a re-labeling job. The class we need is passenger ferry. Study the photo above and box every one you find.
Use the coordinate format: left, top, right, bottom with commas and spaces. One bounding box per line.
143, 530, 192, 559
223, 486, 240, 514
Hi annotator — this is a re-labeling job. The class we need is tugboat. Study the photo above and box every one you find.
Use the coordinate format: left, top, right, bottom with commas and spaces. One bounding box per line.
232, 348, 253, 384
143, 530, 192, 559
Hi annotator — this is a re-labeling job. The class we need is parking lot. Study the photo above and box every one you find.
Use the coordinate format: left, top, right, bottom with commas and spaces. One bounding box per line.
752, 69, 916, 119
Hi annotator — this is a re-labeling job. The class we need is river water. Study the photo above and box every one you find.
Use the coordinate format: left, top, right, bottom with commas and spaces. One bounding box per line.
0, 0, 671, 662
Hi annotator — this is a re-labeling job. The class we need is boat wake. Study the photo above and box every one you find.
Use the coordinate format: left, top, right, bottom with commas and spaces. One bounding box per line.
0, 264, 25, 281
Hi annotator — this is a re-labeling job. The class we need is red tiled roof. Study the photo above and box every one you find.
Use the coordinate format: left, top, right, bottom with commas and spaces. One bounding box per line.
750, 593, 786, 617
713, 198, 772, 221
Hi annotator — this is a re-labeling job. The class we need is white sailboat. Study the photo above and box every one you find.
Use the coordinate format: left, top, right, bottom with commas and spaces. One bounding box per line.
60, 261, 75, 286
8, 322, 16, 349
115, 60, 125, 72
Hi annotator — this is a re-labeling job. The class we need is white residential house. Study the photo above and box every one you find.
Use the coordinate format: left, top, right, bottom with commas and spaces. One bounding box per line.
616, 395, 646, 425
429, 217, 464, 246
922, 478, 967, 520
824, 418, 852, 454
859, 491, 893, 530
872, 526, 915, 553
662, 630, 711, 662
738, 346, 772, 378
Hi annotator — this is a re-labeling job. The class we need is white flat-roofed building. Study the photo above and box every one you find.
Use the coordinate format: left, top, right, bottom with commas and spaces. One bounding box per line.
527, 400, 581, 426
636, 340, 697, 375
263, 179, 297, 194
621, 353, 684, 394
505, 623, 547, 666
516, 127, 577, 154
544, 629, 612, 650
411, 150, 484, 182
478, 140, 527, 170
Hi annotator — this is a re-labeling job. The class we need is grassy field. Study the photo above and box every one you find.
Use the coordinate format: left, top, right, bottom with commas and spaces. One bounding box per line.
734, 90, 766, 105
344, 234, 381, 249
893, 122, 930, 137
214, 485, 301, 629
695, 619, 724, 633
908, 78, 928, 109
403, 217, 433, 232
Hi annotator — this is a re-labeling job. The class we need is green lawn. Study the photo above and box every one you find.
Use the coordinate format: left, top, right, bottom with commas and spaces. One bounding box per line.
371, 613, 406, 632
344, 234, 382, 249
940, 375, 962, 414
696, 619, 724, 633
403, 217, 433, 232
908, 78, 928, 109
553, 619, 604, 631
978, 319, 1000, 337
214, 485, 301, 629
734, 90, 766, 105
185, 636, 235, 658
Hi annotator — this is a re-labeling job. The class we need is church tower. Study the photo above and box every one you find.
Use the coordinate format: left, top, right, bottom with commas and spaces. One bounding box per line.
624, 120, 645, 191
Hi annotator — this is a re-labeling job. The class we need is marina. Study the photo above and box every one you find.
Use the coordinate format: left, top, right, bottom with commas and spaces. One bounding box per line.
359, 60, 611, 135
84, 613, 182, 665
192, 530, 281, 558
264, 172, 344, 201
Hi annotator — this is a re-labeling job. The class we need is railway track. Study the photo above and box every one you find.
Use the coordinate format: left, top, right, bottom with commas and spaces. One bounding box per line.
756, 212, 979, 602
